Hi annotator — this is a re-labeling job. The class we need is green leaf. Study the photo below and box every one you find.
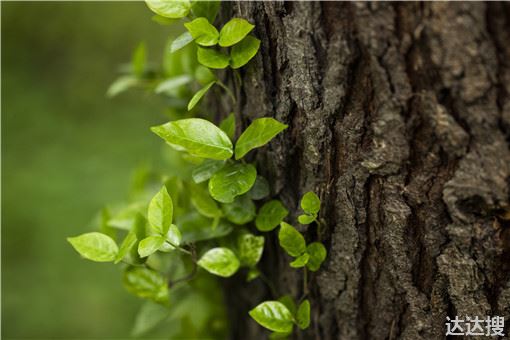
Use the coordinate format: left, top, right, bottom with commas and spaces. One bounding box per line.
148, 186, 173, 235
248, 175, 269, 200
115, 231, 137, 264
301, 191, 320, 215
290, 253, 309, 268
151, 118, 233, 160
306, 242, 327, 272
190, 0, 220, 22
197, 247, 240, 277
190, 185, 222, 218
219, 113, 236, 141
132, 42, 147, 77
222, 195, 256, 225
179, 212, 233, 242
230, 35, 260, 69
249, 301, 294, 333
131, 301, 171, 337
238, 233, 264, 267
219, 18, 255, 47
298, 214, 316, 225
145, 0, 190, 19
166, 224, 182, 246
192, 159, 225, 183
67, 232, 118, 262
269, 332, 291, 339
208, 162, 257, 203
188, 81, 215, 111
170, 31, 194, 53
197, 46, 230, 69
152, 14, 177, 25
278, 222, 306, 257
255, 200, 288, 232
123, 266, 169, 304
277, 295, 296, 316
155, 75, 192, 94
235, 118, 288, 159
296, 300, 310, 330
184, 17, 219, 46
246, 267, 260, 282
195, 65, 216, 85
138, 235, 165, 258
106, 76, 139, 98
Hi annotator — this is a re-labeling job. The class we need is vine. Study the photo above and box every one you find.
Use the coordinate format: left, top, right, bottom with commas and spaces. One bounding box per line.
68, 1, 327, 338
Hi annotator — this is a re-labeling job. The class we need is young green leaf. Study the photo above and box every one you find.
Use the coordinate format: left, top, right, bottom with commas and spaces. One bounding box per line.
190, 0, 221, 23
219, 113, 236, 141
151, 118, 233, 160
230, 35, 260, 69
145, 0, 191, 19
290, 253, 309, 268
197, 46, 230, 69
132, 42, 146, 77
238, 233, 264, 267
115, 231, 137, 264
277, 295, 297, 316
67, 232, 118, 262
278, 222, 306, 257
148, 186, 173, 235
192, 159, 226, 183
170, 31, 194, 53
301, 191, 320, 215
246, 267, 261, 282
190, 185, 222, 218
188, 81, 215, 111
208, 162, 257, 203
166, 224, 182, 246
249, 301, 294, 333
106, 76, 139, 98
297, 214, 316, 225
248, 175, 270, 200
255, 200, 289, 232
123, 266, 169, 304
235, 118, 288, 159
138, 235, 165, 258
155, 75, 192, 94
222, 195, 256, 225
219, 18, 255, 47
296, 300, 311, 330
306, 242, 327, 272
197, 247, 240, 277
184, 17, 219, 46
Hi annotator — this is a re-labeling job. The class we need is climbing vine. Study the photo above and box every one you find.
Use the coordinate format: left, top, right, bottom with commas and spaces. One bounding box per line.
68, 1, 327, 338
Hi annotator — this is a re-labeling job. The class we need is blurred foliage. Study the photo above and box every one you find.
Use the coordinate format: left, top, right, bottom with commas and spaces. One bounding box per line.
1, 2, 179, 338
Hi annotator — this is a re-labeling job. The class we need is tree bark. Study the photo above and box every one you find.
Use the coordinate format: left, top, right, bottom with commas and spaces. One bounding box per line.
221, 2, 510, 339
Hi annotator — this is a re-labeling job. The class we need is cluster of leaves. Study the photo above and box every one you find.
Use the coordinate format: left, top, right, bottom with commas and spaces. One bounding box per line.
68, 1, 328, 338
108, 0, 259, 116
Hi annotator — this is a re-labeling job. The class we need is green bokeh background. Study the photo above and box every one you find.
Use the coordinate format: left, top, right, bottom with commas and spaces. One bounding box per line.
2, 2, 176, 338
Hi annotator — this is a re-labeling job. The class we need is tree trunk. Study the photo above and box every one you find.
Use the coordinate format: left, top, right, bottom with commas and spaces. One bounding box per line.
221, 2, 510, 339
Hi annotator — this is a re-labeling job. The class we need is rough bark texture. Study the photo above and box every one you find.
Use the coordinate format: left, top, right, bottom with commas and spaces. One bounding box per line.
220, 2, 510, 339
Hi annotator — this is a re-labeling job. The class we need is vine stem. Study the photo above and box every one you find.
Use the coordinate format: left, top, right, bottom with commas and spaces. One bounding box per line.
258, 270, 279, 298
168, 243, 197, 287
216, 80, 237, 106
